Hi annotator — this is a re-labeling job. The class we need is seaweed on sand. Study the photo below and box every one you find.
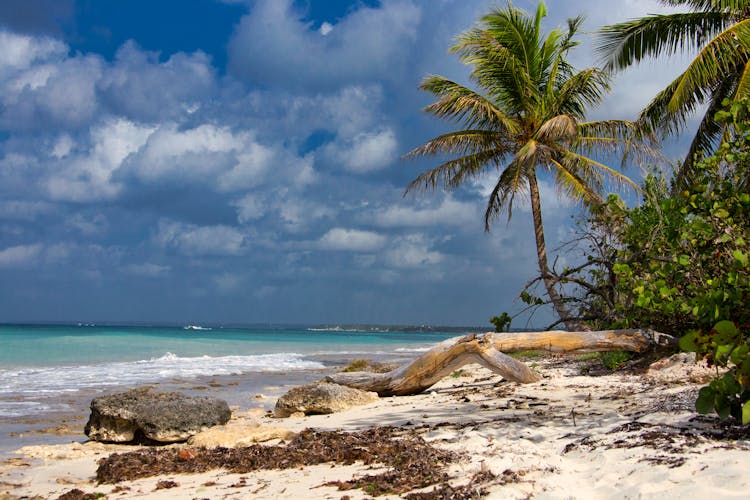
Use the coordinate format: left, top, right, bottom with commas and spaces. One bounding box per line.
95, 427, 460, 496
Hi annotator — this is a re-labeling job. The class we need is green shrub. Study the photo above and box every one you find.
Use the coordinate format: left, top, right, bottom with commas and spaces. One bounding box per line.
612, 100, 750, 423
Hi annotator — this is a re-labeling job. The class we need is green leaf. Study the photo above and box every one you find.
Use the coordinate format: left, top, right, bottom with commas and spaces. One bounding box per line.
733, 250, 748, 267
742, 401, 750, 425
679, 331, 700, 352
677, 254, 690, 266
730, 345, 749, 365
715, 344, 733, 364
713, 320, 740, 344
696, 387, 715, 414
715, 396, 731, 419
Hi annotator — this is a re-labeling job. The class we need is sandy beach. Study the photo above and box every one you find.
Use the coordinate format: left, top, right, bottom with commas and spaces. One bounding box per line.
1, 354, 749, 499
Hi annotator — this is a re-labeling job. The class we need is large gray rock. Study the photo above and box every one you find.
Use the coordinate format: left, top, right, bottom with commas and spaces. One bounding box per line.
274, 382, 379, 418
84, 388, 231, 443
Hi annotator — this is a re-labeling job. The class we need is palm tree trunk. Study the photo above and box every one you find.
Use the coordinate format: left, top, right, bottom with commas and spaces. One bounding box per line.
528, 171, 586, 331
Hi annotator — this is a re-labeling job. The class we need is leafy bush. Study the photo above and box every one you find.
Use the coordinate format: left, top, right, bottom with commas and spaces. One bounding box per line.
613, 100, 750, 422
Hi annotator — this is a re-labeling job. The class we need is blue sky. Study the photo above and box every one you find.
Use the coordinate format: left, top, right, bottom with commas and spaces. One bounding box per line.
0, 0, 689, 327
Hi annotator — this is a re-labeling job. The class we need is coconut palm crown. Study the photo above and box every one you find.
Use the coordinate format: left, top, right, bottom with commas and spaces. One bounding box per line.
406, 2, 656, 330
598, 0, 750, 190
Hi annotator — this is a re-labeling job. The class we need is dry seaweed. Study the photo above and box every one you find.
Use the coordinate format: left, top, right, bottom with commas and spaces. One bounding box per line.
403, 471, 500, 499
96, 426, 457, 496
56, 489, 101, 500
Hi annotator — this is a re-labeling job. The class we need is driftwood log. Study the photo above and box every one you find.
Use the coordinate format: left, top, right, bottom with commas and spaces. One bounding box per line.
326, 329, 675, 396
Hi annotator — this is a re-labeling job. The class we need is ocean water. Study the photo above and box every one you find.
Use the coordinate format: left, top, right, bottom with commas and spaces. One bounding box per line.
0, 323, 473, 451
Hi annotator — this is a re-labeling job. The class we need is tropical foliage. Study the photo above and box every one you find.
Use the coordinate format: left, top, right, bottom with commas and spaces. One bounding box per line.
406, 2, 654, 330
544, 100, 750, 421
598, 0, 750, 190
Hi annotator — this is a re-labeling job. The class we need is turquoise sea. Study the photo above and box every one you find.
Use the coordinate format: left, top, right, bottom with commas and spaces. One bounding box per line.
0, 323, 475, 456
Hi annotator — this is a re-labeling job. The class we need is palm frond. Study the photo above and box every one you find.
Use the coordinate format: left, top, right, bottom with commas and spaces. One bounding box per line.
560, 150, 639, 191
536, 114, 577, 144
549, 157, 604, 206
659, 0, 750, 11
404, 130, 510, 159
405, 149, 508, 195
419, 76, 521, 134
674, 73, 738, 190
669, 18, 750, 111
736, 58, 750, 100
484, 160, 527, 229
597, 13, 731, 71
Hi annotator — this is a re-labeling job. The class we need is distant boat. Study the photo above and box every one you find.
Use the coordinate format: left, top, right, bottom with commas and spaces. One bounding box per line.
183, 325, 212, 331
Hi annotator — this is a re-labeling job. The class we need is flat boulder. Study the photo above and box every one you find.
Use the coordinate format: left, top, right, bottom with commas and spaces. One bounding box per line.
274, 382, 379, 418
188, 422, 296, 447
84, 389, 231, 443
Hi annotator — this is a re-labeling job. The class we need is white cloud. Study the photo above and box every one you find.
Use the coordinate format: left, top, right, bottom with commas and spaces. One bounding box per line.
217, 141, 276, 191
319, 22, 334, 36
98, 41, 215, 122
0, 243, 43, 267
318, 227, 387, 252
233, 194, 266, 223
0, 30, 67, 73
156, 220, 246, 256
325, 128, 397, 173
373, 196, 477, 228
47, 118, 155, 201
280, 200, 333, 233
384, 234, 444, 269
228, 0, 422, 89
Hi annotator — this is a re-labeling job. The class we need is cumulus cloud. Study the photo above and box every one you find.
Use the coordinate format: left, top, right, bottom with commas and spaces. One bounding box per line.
372, 196, 477, 228
0, 243, 43, 267
156, 220, 246, 256
384, 234, 444, 269
228, 0, 422, 90
323, 128, 397, 173
98, 42, 216, 123
0, 30, 67, 73
47, 119, 155, 201
318, 227, 387, 252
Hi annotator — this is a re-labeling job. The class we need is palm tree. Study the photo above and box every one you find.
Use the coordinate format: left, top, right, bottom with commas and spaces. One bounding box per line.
405, 2, 655, 330
598, 0, 750, 190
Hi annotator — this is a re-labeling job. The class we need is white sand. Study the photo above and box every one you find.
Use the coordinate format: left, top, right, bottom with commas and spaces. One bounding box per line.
1, 355, 748, 499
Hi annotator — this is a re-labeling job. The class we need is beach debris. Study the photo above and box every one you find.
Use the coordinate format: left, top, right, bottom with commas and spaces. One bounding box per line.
273, 382, 379, 417
187, 422, 296, 447
84, 388, 231, 443
327, 329, 675, 396
55, 489, 100, 500
96, 426, 458, 496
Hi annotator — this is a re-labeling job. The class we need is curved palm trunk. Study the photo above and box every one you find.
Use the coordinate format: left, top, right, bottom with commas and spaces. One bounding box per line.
528, 171, 586, 331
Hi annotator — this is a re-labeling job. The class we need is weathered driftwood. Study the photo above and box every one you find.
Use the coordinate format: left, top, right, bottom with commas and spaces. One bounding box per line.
326, 329, 675, 397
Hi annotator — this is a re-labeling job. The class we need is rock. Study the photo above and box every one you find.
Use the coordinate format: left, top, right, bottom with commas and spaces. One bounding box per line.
646, 352, 717, 384
188, 422, 296, 447
84, 388, 231, 443
273, 382, 379, 418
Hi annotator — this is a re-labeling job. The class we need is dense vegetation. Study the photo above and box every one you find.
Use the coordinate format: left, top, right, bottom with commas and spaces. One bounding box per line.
527, 100, 750, 422
411, 1, 749, 422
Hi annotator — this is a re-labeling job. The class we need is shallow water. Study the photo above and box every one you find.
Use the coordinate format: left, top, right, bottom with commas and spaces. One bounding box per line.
0, 323, 473, 458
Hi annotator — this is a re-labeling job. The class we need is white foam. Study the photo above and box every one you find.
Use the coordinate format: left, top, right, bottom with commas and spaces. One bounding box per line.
395, 347, 431, 353
0, 352, 325, 397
